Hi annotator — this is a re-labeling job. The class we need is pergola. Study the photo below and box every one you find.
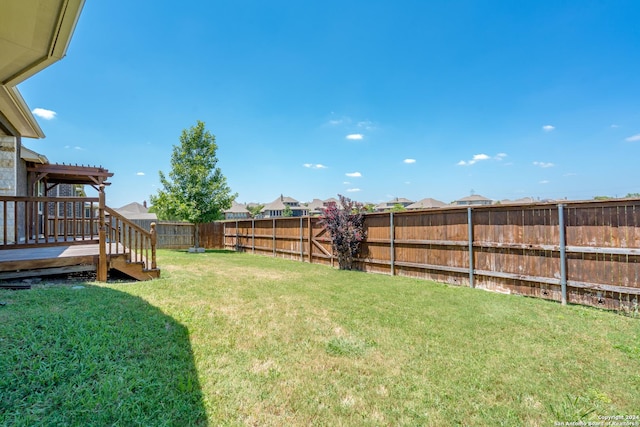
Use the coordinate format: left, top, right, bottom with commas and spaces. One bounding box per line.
27, 163, 113, 196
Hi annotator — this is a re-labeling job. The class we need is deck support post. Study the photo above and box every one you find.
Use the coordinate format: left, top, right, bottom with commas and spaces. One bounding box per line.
150, 222, 157, 269
97, 184, 107, 282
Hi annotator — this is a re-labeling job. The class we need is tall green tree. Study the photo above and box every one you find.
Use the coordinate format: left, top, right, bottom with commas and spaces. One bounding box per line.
150, 121, 236, 246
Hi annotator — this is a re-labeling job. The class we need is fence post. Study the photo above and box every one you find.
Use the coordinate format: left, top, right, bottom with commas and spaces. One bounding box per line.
252, 219, 255, 253
236, 219, 240, 252
558, 203, 567, 305
272, 218, 276, 257
308, 216, 312, 263
300, 217, 304, 260
468, 207, 475, 288
390, 211, 395, 276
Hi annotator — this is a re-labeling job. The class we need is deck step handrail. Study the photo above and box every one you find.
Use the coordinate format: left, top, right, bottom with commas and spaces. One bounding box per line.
103, 206, 157, 271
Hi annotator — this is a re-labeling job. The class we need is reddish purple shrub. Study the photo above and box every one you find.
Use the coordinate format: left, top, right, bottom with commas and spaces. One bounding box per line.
320, 195, 366, 270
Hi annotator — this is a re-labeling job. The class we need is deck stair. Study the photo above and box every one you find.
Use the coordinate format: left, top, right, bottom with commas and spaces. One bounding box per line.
109, 253, 160, 281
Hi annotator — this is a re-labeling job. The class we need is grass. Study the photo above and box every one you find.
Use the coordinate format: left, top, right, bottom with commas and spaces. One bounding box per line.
1, 249, 639, 426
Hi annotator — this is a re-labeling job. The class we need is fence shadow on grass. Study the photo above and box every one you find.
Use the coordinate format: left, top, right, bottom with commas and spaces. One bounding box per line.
0, 284, 208, 426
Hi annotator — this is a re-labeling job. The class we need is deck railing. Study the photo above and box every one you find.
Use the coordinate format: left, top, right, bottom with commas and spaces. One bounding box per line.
0, 196, 99, 247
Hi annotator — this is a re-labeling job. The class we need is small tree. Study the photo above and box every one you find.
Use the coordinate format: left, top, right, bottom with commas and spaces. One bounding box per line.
247, 204, 264, 218
150, 120, 236, 247
364, 203, 376, 213
320, 195, 366, 270
283, 205, 293, 217
390, 203, 406, 212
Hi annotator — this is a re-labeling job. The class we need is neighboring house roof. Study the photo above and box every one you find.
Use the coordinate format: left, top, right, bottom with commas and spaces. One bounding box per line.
375, 197, 415, 211
306, 198, 325, 212
263, 195, 302, 212
117, 202, 149, 214
453, 194, 493, 203
0, 0, 86, 138
406, 198, 446, 209
115, 202, 157, 221
390, 197, 413, 204
500, 197, 536, 205
225, 201, 250, 214
263, 198, 287, 211
281, 196, 298, 204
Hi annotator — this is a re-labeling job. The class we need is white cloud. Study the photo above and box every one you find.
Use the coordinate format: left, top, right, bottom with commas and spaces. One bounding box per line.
458, 153, 491, 166
32, 108, 56, 120
346, 133, 364, 140
403, 158, 416, 164
625, 134, 640, 142
357, 120, 375, 130
542, 125, 555, 132
343, 181, 350, 185
303, 163, 328, 169
611, 124, 619, 128
495, 153, 507, 160
136, 172, 145, 176
345, 172, 362, 177
328, 119, 343, 125
533, 161, 554, 168
346, 188, 361, 192
539, 180, 550, 184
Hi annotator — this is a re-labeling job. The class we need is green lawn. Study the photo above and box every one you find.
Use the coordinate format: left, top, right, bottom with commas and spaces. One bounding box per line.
1, 250, 639, 426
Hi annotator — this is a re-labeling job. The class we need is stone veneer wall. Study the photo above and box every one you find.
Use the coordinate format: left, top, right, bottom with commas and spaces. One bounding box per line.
0, 136, 18, 243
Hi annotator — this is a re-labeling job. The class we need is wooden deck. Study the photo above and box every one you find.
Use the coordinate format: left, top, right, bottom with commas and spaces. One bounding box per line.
0, 242, 159, 282
0, 193, 160, 283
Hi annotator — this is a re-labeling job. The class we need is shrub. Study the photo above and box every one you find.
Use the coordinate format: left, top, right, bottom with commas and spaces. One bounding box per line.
320, 195, 366, 270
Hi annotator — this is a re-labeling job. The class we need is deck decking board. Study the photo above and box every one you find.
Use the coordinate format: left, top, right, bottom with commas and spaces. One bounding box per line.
0, 243, 158, 280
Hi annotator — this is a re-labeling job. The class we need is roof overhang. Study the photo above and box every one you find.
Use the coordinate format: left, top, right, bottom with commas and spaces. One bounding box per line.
21, 145, 49, 164
0, 0, 85, 138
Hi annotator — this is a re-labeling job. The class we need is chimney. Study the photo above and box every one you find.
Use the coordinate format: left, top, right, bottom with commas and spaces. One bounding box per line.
143, 200, 147, 208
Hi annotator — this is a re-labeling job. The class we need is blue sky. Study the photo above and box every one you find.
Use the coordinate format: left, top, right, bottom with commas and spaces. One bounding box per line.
20, 0, 640, 207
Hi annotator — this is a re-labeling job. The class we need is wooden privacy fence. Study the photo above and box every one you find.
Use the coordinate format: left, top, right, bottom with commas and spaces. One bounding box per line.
125, 221, 222, 249
155, 222, 195, 249
217, 199, 640, 311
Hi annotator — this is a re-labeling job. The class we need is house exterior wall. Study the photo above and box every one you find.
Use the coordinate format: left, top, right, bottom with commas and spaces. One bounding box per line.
46, 184, 84, 217
0, 136, 19, 242
225, 212, 250, 219
0, 136, 18, 196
